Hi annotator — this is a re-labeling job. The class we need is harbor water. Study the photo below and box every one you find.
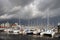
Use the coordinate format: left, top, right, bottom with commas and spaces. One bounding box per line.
0, 32, 60, 40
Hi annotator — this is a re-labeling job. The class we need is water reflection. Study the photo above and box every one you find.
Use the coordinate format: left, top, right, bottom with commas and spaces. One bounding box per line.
0, 33, 60, 40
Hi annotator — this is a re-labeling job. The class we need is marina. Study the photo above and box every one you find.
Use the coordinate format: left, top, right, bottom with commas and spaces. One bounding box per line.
0, 0, 60, 40
0, 22, 60, 38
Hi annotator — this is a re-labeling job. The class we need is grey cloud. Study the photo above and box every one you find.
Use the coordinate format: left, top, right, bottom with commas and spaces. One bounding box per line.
35, 0, 60, 18
37, 0, 60, 11
0, 0, 12, 15
9, 0, 34, 6
50, 0, 60, 10
0, 0, 60, 20
37, 0, 55, 11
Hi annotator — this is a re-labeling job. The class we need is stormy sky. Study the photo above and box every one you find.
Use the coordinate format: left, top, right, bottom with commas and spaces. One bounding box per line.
0, 0, 60, 25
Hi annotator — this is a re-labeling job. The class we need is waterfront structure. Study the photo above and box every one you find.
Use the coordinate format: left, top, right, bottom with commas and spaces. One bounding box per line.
12, 23, 18, 28
5, 22, 10, 28
0, 23, 5, 28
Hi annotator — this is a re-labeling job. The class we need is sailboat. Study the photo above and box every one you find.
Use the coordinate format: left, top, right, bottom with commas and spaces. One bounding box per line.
40, 8, 56, 38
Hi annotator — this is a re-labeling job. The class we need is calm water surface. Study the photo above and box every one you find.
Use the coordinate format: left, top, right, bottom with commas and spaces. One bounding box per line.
0, 32, 60, 40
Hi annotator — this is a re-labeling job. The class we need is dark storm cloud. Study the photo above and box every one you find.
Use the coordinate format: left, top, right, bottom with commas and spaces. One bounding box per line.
0, 0, 12, 15
50, 0, 60, 10
9, 0, 34, 6
36, 0, 60, 18
0, 0, 60, 19
37, 0, 60, 11
0, 0, 14, 19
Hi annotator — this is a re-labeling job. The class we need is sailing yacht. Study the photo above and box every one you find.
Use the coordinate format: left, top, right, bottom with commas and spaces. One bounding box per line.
4, 28, 20, 34
40, 9, 56, 38
40, 29, 56, 38
33, 29, 40, 35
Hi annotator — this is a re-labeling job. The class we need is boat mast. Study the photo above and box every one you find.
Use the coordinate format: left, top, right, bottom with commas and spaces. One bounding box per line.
46, 8, 49, 30
47, 9, 49, 27
19, 15, 21, 28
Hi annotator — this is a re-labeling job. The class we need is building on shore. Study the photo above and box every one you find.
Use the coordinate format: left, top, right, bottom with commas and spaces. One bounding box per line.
5, 22, 10, 28
0, 23, 5, 28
